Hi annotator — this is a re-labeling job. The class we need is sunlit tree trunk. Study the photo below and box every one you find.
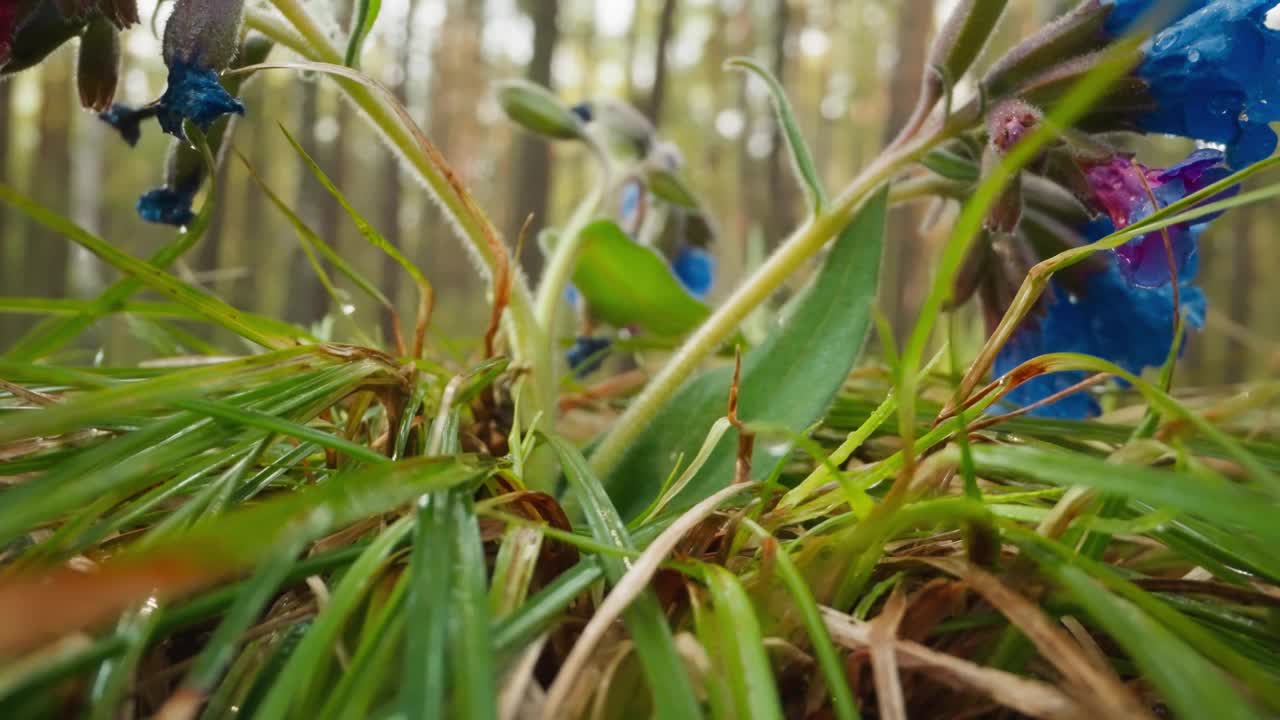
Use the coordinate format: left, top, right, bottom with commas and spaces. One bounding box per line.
764, 0, 795, 247
1226, 209, 1253, 384
0, 81, 13, 345
25, 60, 71, 314
643, 0, 678, 124
880, 0, 934, 336
507, 0, 560, 280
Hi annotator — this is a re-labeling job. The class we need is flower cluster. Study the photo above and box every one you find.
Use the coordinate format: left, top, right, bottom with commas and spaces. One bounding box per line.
501, 94, 718, 377
96, 0, 248, 226
952, 0, 1266, 418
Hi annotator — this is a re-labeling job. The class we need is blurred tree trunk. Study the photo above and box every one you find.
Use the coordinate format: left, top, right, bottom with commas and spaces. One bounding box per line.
291, 82, 335, 326
1226, 209, 1253, 383
643, 0, 678, 124
880, 0, 934, 336
764, 0, 795, 246
0, 81, 12, 345
507, 0, 559, 279
25, 61, 71, 308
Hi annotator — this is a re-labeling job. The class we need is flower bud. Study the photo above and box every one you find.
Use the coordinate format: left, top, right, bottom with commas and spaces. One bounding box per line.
496, 79, 584, 141
162, 0, 244, 71
645, 167, 699, 210
930, 0, 1009, 85
985, 98, 1043, 154
77, 16, 119, 111
982, 1, 1112, 100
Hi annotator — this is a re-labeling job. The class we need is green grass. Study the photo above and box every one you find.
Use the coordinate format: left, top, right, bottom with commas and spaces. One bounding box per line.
2, 2, 1280, 719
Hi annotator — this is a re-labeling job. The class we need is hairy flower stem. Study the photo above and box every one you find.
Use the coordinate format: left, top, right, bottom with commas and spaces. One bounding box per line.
533, 141, 610, 377
255, 0, 552, 419
588, 127, 957, 479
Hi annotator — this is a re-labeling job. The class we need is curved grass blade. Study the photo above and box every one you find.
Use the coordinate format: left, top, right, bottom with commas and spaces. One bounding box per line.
235, 149, 393, 349
344, 0, 381, 67
725, 57, 827, 212
3, 136, 220, 361
253, 515, 414, 718
700, 564, 785, 720
741, 519, 860, 720
0, 183, 303, 352
1036, 557, 1265, 720
280, 124, 434, 356
540, 432, 702, 720
967, 444, 1280, 547
0, 458, 482, 656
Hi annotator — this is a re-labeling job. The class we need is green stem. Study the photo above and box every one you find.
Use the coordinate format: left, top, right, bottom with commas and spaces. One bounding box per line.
257, 0, 552, 419
533, 141, 610, 378
588, 129, 949, 478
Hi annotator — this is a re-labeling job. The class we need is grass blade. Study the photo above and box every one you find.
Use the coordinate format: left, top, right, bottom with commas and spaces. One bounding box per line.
540, 432, 702, 720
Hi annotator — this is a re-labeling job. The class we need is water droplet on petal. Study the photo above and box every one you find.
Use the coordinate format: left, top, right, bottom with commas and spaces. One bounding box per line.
1187, 49, 1200, 62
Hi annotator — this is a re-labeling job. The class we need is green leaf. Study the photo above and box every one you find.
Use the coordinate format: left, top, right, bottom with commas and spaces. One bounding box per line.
344, 0, 382, 67
572, 219, 711, 337
603, 187, 888, 519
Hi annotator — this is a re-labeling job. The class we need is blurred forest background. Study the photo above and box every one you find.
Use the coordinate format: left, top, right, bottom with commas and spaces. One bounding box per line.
0, 0, 1275, 385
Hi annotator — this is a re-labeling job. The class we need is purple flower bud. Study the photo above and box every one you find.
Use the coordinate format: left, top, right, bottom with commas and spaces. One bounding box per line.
77, 16, 119, 112
986, 99, 1043, 154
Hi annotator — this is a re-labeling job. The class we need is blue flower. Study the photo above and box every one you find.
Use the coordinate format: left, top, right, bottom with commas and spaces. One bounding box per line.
994, 232, 1205, 419
671, 244, 715, 300
137, 187, 197, 227
1107, 0, 1280, 167
566, 336, 612, 377
99, 0, 245, 144
1079, 148, 1236, 287
153, 61, 244, 138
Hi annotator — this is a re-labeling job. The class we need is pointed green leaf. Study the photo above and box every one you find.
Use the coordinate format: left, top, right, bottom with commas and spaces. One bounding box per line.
603, 187, 888, 519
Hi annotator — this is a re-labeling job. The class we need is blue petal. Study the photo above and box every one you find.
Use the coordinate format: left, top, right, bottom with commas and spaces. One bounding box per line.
98, 103, 153, 146
1104, 0, 1209, 36
566, 336, 612, 377
994, 259, 1205, 419
671, 245, 715, 300
156, 62, 244, 138
1135, 0, 1280, 167
137, 187, 196, 226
